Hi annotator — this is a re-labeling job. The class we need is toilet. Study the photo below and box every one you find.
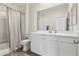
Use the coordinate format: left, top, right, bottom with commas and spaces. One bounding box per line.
20, 39, 30, 51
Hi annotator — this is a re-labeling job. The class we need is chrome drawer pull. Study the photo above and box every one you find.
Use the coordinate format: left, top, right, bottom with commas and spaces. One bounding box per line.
73, 40, 77, 44
77, 40, 79, 44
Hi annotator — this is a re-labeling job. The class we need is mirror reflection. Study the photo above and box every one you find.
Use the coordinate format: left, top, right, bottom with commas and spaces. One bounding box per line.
37, 3, 77, 33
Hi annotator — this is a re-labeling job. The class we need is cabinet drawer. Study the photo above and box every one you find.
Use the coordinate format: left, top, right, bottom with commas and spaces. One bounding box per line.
31, 34, 43, 39
31, 34, 58, 41
59, 37, 77, 44
42, 35, 58, 41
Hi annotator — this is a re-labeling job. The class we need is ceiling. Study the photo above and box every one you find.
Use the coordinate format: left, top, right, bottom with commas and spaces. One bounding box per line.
10, 3, 26, 7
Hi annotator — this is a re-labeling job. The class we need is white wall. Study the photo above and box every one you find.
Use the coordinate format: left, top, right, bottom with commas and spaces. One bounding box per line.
25, 3, 38, 36
3, 3, 26, 13
36, 3, 64, 11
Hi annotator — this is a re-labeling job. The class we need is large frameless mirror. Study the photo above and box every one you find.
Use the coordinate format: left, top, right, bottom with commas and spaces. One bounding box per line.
37, 3, 78, 33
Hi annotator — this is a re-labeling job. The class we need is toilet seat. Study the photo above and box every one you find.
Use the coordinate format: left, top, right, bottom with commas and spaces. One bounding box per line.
21, 39, 30, 43
20, 39, 30, 45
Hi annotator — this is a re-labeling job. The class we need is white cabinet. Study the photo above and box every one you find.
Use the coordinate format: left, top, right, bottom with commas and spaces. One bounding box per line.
47, 40, 59, 56
59, 37, 77, 56
41, 38, 48, 56
76, 43, 79, 56
31, 33, 78, 56
77, 45, 79, 56
59, 42, 76, 56
43, 35, 59, 56
31, 34, 43, 55
31, 38, 38, 54
31, 34, 59, 56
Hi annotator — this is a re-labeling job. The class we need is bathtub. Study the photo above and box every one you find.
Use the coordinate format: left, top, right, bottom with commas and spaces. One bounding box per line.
0, 42, 10, 56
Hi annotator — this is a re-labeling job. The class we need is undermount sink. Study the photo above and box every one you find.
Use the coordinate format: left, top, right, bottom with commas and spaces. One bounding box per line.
37, 30, 55, 33
36, 31, 78, 36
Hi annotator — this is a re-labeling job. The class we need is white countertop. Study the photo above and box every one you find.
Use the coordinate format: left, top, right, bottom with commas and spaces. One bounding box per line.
32, 31, 78, 38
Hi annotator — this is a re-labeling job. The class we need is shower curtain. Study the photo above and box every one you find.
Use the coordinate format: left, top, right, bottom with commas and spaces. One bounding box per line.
8, 8, 21, 51
20, 13, 25, 40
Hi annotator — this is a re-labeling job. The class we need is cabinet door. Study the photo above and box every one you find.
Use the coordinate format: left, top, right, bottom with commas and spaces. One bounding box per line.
47, 40, 59, 56
31, 34, 42, 55
31, 36, 39, 54
77, 45, 79, 56
59, 42, 76, 56
41, 38, 48, 56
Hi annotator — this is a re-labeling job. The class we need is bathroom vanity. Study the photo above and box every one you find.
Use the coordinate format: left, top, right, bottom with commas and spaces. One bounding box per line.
31, 31, 79, 56
30, 3, 78, 56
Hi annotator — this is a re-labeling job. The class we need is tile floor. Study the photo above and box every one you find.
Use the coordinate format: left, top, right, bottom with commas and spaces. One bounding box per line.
4, 48, 40, 56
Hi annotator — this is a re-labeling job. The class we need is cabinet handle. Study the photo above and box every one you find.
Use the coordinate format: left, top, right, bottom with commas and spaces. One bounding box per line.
73, 40, 77, 44
77, 40, 79, 44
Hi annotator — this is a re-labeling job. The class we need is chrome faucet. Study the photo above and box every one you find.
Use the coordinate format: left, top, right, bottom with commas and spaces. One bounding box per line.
55, 30, 57, 33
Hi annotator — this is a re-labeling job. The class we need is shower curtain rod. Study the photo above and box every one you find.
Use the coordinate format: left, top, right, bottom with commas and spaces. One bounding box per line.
0, 3, 25, 14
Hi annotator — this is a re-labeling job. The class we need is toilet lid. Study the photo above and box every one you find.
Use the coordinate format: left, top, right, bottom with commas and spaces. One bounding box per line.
21, 39, 30, 43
